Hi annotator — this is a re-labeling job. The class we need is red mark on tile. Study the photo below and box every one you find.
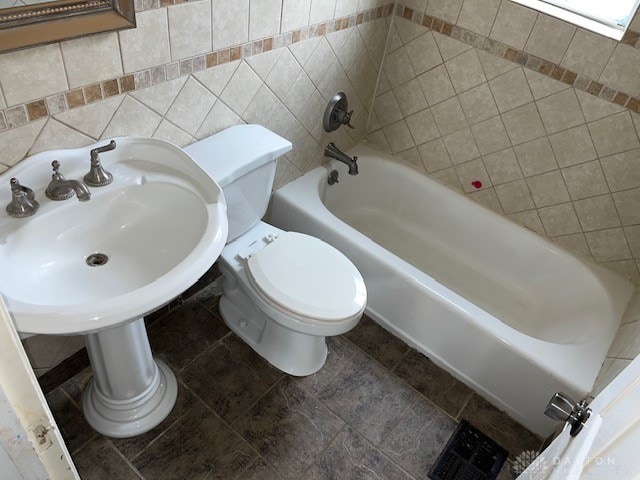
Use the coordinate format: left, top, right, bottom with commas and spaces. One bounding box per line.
471, 180, 483, 189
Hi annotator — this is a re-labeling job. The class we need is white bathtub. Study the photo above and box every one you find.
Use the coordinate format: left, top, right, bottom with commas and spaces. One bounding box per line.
271, 143, 633, 436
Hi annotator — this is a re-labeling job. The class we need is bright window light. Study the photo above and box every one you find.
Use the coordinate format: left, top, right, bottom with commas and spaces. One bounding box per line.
512, 0, 640, 40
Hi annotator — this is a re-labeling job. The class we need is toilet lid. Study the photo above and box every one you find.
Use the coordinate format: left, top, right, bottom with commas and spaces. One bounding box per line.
246, 232, 366, 322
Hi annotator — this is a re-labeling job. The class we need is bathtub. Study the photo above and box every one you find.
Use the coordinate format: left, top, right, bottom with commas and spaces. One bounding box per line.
270, 143, 633, 436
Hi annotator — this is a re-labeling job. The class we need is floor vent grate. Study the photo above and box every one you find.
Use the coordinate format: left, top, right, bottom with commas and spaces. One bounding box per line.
429, 420, 508, 480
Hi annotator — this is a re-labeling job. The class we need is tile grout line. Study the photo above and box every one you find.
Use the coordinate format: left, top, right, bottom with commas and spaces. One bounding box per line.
0, 3, 395, 138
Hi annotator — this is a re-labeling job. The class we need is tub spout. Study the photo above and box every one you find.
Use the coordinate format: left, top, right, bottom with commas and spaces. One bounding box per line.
325, 142, 358, 175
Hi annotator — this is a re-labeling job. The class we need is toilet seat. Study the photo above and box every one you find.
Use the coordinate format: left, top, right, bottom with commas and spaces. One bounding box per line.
246, 232, 366, 323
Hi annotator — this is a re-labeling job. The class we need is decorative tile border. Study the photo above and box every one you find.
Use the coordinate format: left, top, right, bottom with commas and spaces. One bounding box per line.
0, 3, 394, 134
395, 3, 640, 116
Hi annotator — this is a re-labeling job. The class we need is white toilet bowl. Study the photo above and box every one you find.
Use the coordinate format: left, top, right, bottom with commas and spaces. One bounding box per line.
184, 124, 366, 376
218, 222, 366, 376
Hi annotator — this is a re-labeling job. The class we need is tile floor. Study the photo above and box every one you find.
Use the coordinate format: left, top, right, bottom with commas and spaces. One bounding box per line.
46, 279, 542, 479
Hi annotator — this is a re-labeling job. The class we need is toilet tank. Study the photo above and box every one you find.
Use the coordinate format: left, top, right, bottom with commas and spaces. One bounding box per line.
184, 125, 292, 242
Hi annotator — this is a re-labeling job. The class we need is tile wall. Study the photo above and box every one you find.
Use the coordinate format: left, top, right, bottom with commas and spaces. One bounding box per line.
366, 1, 640, 393
0, 0, 392, 375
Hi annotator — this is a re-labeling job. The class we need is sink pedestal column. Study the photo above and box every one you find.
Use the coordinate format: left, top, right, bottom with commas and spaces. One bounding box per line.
82, 318, 177, 438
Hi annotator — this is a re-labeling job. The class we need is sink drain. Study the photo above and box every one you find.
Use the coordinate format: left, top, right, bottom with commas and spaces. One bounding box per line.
86, 253, 109, 267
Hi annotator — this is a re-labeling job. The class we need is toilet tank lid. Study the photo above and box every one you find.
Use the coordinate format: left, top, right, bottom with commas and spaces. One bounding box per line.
183, 125, 292, 187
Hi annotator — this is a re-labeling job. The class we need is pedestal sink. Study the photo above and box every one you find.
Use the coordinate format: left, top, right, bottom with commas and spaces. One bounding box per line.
0, 138, 228, 437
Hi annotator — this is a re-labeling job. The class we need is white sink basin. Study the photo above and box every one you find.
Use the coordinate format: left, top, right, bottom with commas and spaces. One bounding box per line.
0, 137, 228, 335
0, 137, 228, 438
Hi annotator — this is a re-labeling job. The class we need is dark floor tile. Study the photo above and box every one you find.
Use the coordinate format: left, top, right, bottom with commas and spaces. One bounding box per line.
72, 437, 140, 480
237, 457, 282, 480
497, 461, 517, 480
296, 337, 420, 446
193, 277, 223, 313
38, 348, 90, 395
233, 378, 344, 480
110, 380, 198, 460
393, 349, 473, 418
61, 366, 93, 404
304, 426, 414, 480
182, 262, 221, 300
381, 396, 458, 480
46, 388, 95, 454
180, 334, 283, 423
148, 298, 229, 370
342, 315, 410, 370
459, 394, 541, 459
134, 403, 255, 480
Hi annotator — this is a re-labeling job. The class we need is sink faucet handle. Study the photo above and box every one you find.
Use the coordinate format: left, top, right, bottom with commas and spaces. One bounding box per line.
6, 178, 39, 218
85, 140, 115, 187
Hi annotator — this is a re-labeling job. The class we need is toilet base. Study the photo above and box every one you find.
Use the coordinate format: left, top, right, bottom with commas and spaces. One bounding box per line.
219, 295, 328, 376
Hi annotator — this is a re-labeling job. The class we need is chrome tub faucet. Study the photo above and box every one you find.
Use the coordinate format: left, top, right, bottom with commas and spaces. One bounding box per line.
325, 142, 358, 175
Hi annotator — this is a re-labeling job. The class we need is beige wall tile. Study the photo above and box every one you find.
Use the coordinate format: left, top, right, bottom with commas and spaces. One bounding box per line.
523, 69, 569, 101
221, 62, 263, 115
404, 107, 439, 145
282, 0, 312, 32
29, 119, 93, 155
168, 1, 212, 61
482, 147, 523, 185
470, 115, 511, 155
383, 119, 415, 153
397, 146, 425, 172
536, 89, 584, 135
588, 112, 640, 158
585, 228, 632, 262
526, 170, 569, 207
60, 33, 123, 89
477, 50, 518, 81
418, 138, 451, 172
101, 96, 162, 138
433, 31, 472, 61
383, 47, 416, 88
211, 0, 249, 51
165, 78, 216, 135
614, 187, 640, 225
195, 61, 241, 96
513, 137, 557, 177
430, 97, 467, 135
470, 188, 504, 213
443, 128, 480, 165
457, 0, 501, 36
445, 49, 486, 94
508, 209, 544, 234
417, 65, 455, 106
283, 71, 315, 118
119, 9, 170, 74
405, 32, 443, 76
153, 120, 192, 147
524, 14, 575, 65
55, 95, 125, 139
552, 233, 591, 258
561, 160, 610, 200
458, 83, 498, 125
601, 149, 640, 192
0, 119, 46, 166
599, 44, 640, 98
592, 359, 631, 396
335, 0, 359, 17
489, 68, 533, 113
538, 203, 582, 236
131, 77, 188, 116
574, 195, 621, 232
401, 0, 427, 12
489, 0, 538, 50
426, 0, 464, 23
455, 158, 491, 193
250, 0, 282, 41
373, 90, 403, 127
575, 90, 625, 123
309, 0, 336, 24
560, 29, 616, 81
429, 166, 463, 192
393, 79, 428, 117
196, 100, 241, 139
494, 179, 535, 214
0, 44, 68, 106
625, 226, 640, 258
548, 125, 597, 168
501, 103, 545, 145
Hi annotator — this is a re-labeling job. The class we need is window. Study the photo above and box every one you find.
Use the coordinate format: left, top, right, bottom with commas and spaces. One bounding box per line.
512, 0, 640, 40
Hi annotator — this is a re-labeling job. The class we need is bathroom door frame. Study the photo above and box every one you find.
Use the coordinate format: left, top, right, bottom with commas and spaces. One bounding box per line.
0, 295, 78, 479
519, 354, 640, 479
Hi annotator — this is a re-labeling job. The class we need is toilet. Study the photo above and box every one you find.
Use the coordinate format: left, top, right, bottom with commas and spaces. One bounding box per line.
184, 125, 366, 376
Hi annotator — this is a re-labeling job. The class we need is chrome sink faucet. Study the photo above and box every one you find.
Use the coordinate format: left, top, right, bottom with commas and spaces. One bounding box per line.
325, 142, 358, 175
45, 160, 91, 202
6, 178, 39, 217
